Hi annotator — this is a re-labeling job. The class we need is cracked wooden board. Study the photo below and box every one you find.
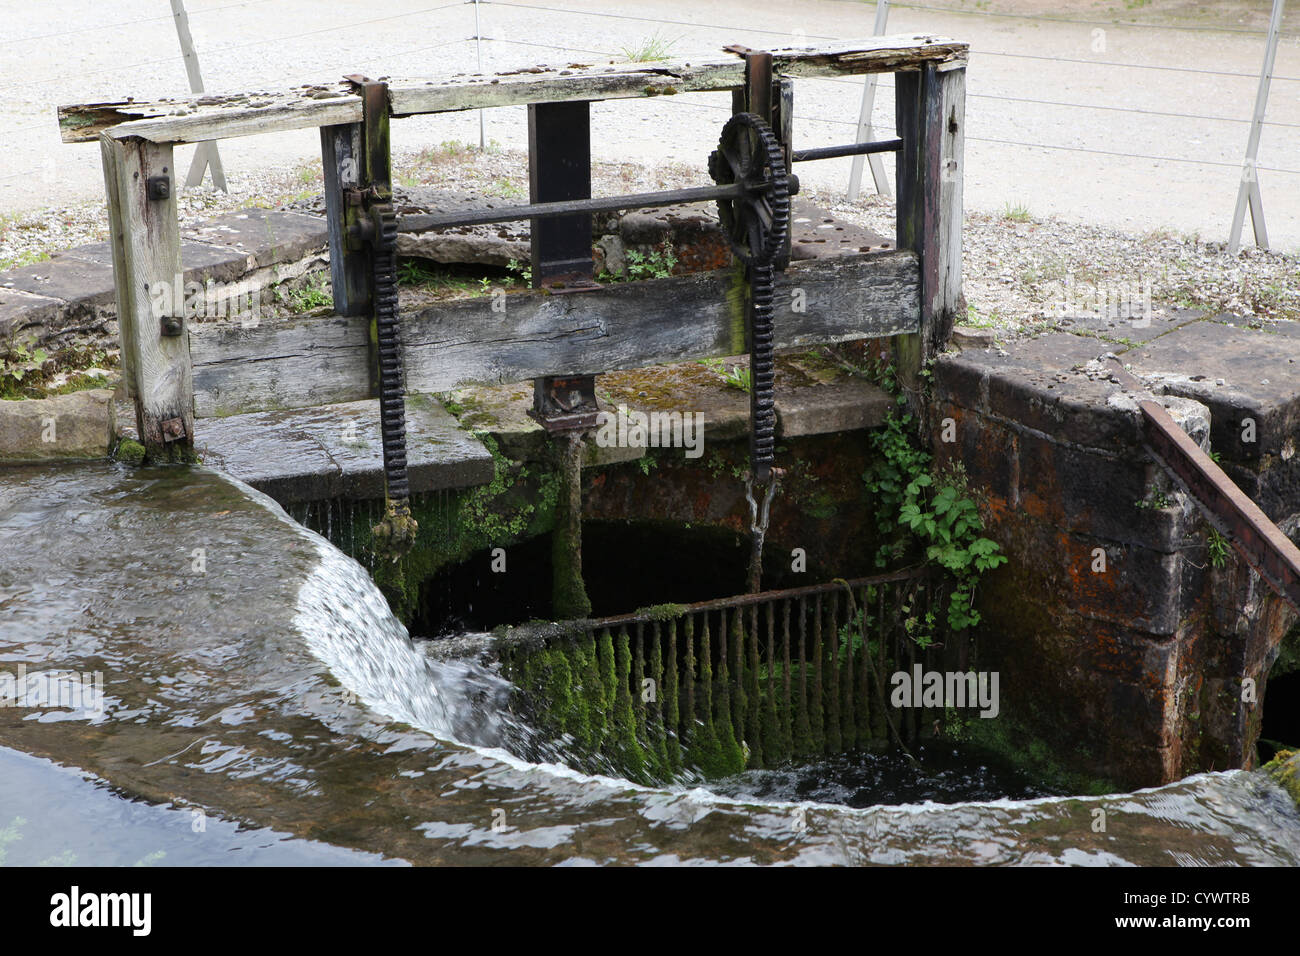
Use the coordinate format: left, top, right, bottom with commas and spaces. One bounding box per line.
190, 250, 920, 418
59, 35, 967, 144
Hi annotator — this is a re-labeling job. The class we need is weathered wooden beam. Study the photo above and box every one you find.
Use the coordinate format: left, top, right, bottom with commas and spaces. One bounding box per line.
191, 250, 920, 418
320, 123, 368, 316
892, 62, 964, 398
59, 36, 968, 145
102, 135, 193, 455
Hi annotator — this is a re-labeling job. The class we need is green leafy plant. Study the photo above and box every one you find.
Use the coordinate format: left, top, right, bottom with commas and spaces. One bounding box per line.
625, 241, 678, 281
506, 258, 533, 285
398, 259, 433, 286
863, 358, 1006, 638
285, 272, 332, 312
1, 343, 49, 399
697, 357, 752, 393
1207, 527, 1230, 569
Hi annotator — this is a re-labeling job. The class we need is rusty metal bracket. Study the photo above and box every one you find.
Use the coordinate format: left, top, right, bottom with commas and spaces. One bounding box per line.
529, 375, 600, 433
1108, 359, 1300, 611
160, 417, 187, 443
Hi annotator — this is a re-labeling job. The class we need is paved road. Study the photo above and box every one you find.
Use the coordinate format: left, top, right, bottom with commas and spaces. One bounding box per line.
2, 0, 1298, 250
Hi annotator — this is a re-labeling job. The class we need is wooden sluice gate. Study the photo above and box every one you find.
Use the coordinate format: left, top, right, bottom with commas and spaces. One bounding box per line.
59, 34, 969, 605
55, 32, 1300, 786
59, 35, 968, 469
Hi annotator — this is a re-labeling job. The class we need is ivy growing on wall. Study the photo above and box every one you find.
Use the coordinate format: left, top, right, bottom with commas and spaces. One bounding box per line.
862, 358, 1007, 640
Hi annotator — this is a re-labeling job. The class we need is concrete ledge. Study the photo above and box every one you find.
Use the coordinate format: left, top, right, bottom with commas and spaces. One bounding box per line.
935, 333, 1142, 452
0, 209, 330, 357
0, 389, 115, 461
1132, 319, 1300, 460
776, 378, 891, 437
197, 394, 494, 503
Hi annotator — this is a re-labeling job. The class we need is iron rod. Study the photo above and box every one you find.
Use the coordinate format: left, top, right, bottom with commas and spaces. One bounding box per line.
398, 183, 746, 233
792, 138, 903, 163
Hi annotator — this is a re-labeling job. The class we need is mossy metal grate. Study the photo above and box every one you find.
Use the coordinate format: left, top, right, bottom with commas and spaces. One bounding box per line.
498, 568, 956, 784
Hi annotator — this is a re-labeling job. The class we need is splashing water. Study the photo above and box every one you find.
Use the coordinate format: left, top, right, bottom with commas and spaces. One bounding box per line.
4, 461, 1300, 865
291, 534, 562, 764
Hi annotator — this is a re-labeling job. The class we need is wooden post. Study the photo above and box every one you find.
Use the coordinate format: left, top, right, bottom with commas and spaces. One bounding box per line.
359, 83, 392, 398
321, 123, 369, 315
893, 62, 964, 401
101, 135, 192, 458
775, 76, 794, 268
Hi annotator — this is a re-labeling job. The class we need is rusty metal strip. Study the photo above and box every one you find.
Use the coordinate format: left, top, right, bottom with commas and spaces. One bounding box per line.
579, 567, 927, 630
1107, 360, 1300, 610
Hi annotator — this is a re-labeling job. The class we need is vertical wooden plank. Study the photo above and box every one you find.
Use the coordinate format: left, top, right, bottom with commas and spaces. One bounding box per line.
99, 137, 135, 401
107, 135, 191, 457
893, 65, 935, 399
320, 123, 369, 315
893, 63, 962, 398
936, 65, 965, 352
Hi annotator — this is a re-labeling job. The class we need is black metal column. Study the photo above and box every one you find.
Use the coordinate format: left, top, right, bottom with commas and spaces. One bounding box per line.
527, 100, 593, 285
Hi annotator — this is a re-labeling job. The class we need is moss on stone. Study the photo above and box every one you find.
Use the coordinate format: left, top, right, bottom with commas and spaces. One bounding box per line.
1263, 749, 1300, 807
354, 434, 562, 623
113, 437, 147, 465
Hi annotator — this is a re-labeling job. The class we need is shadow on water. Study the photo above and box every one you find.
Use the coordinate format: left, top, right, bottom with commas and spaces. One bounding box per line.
2, 461, 1299, 865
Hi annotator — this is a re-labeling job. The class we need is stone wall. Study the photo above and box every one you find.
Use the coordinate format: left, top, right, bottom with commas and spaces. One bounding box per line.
933, 323, 1299, 789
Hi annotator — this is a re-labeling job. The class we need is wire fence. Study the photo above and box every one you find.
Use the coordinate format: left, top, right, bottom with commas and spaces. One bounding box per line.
3, 0, 1299, 236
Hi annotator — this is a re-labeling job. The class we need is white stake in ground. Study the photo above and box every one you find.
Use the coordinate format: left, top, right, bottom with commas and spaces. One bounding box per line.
170, 0, 227, 191
1228, 0, 1286, 254
846, 0, 891, 200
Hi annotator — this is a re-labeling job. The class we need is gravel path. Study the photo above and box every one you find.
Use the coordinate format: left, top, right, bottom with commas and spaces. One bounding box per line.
3, 141, 1297, 349
3, 0, 1300, 250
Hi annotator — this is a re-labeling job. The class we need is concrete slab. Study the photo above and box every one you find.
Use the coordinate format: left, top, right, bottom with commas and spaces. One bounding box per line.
196, 394, 494, 502
181, 209, 327, 270
63, 238, 255, 287
1051, 306, 1210, 346
1129, 319, 1300, 459
0, 255, 116, 307
775, 377, 892, 437
789, 200, 894, 259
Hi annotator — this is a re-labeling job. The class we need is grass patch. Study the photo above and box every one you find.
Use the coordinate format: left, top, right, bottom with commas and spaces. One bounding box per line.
621, 32, 677, 62
277, 271, 333, 313
1001, 201, 1031, 223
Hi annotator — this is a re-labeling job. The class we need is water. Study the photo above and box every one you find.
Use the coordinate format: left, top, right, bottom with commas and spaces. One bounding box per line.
709, 746, 1057, 809
3, 462, 1300, 865
0, 746, 399, 867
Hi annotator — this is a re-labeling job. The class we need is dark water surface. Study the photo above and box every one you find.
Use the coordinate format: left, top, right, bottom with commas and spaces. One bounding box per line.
2, 462, 1299, 866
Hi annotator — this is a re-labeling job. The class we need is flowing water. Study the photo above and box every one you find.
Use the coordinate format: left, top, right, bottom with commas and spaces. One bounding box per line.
2, 461, 1300, 865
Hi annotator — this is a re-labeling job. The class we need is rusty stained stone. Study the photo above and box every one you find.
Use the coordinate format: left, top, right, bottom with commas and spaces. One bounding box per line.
935, 388, 1293, 787
582, 431, 883, 585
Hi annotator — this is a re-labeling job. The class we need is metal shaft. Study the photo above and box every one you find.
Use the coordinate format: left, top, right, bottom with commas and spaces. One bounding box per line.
397, 139, 901, 235
399, 183, 744, 234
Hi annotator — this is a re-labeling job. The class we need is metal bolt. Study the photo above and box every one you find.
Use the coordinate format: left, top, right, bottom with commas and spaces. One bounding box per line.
146, 175, 171, 201
160, 315, 183, 337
